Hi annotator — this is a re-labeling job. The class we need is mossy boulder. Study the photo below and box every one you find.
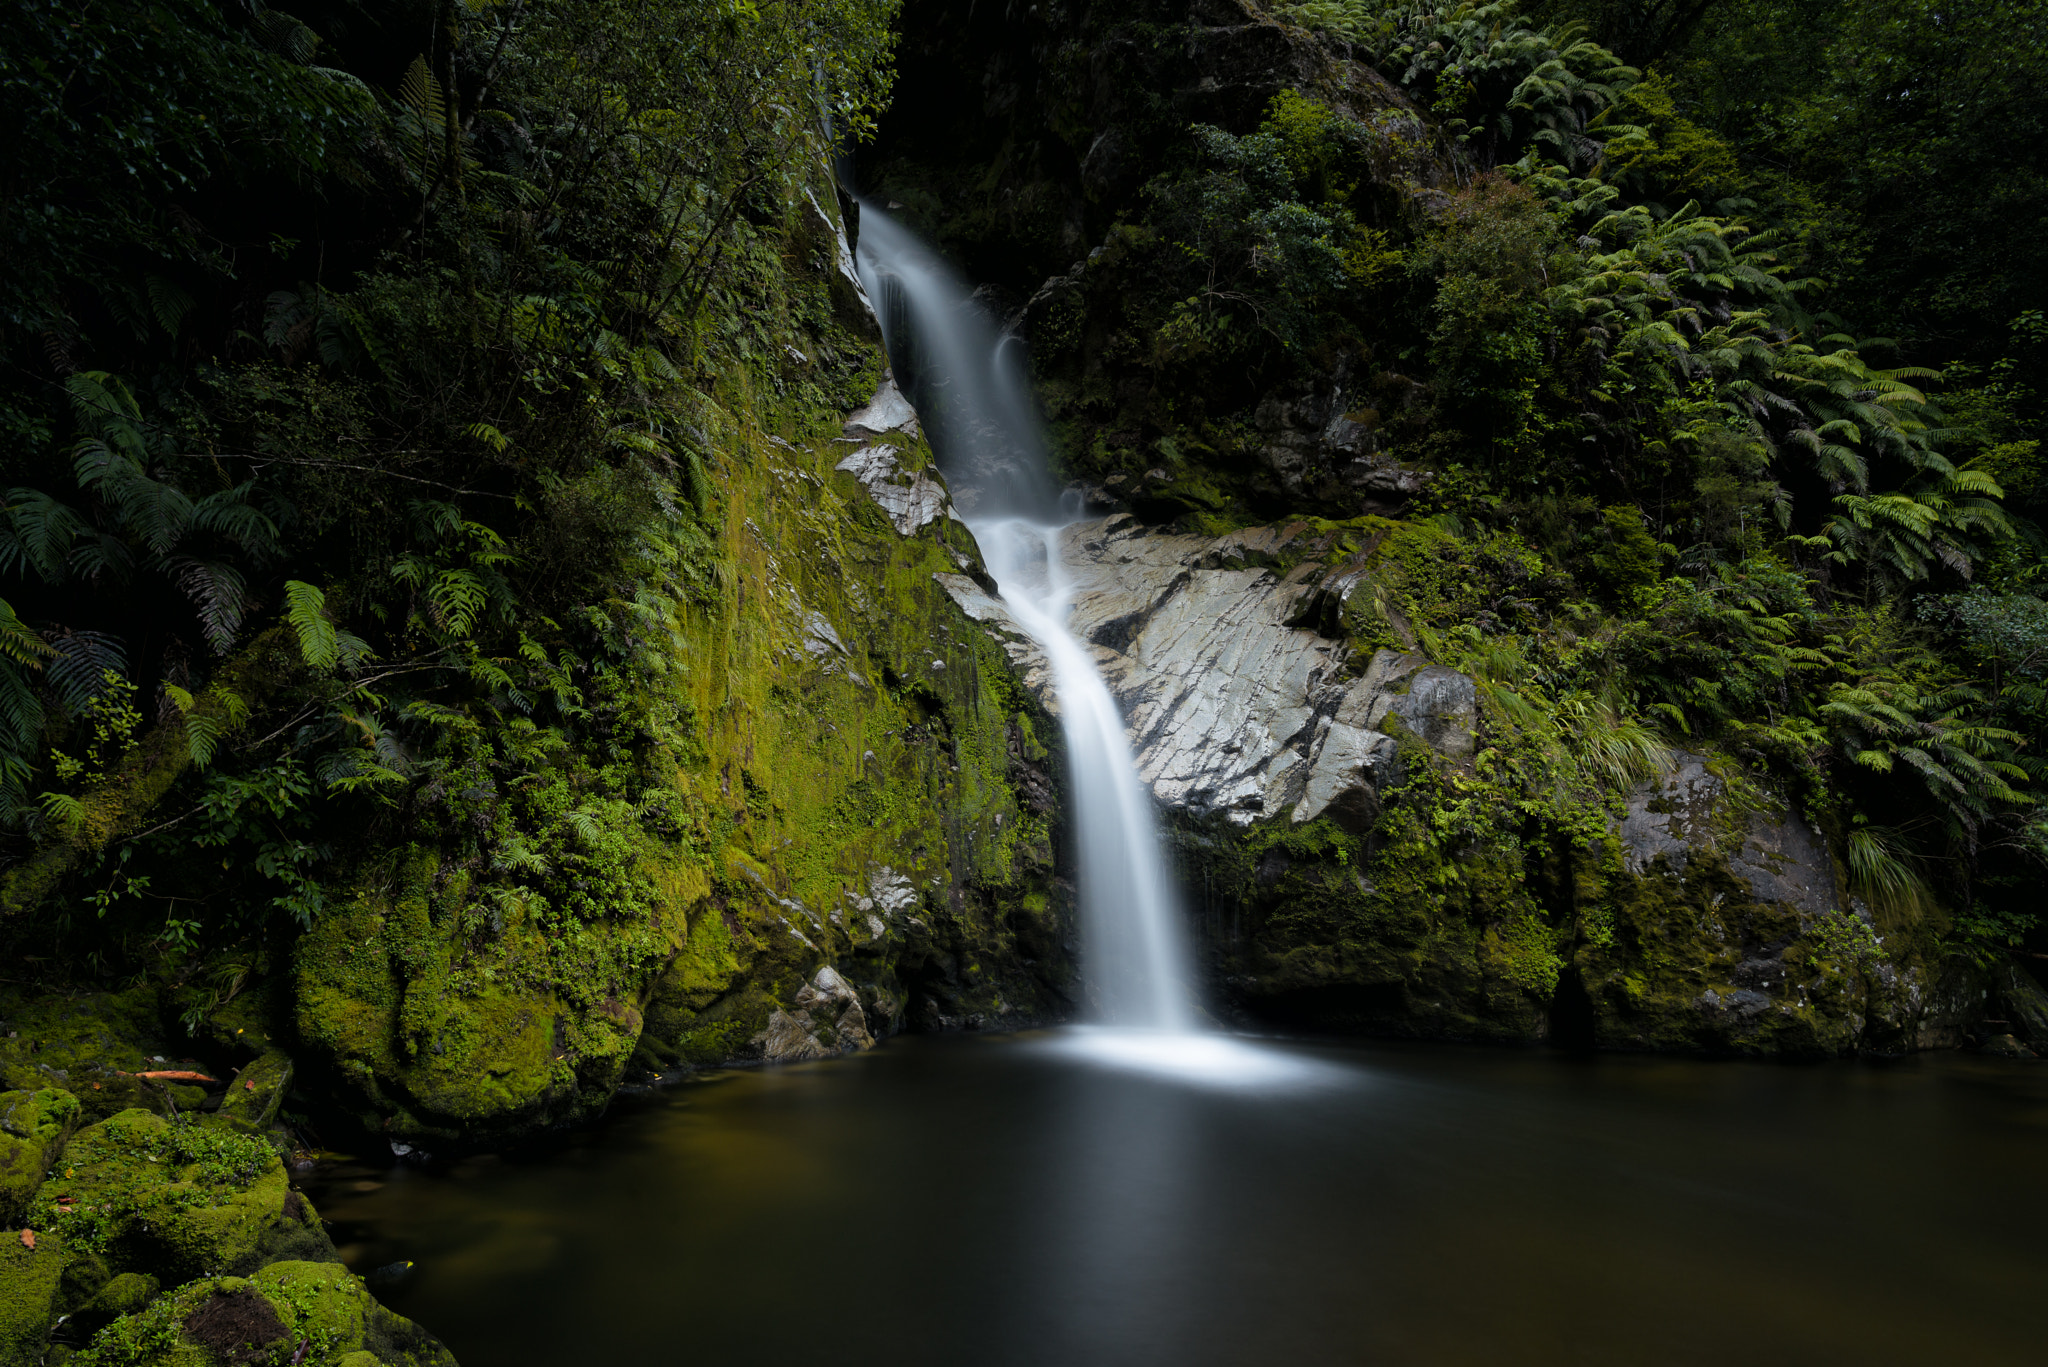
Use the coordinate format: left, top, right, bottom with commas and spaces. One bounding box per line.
67, 1261, 453, 1367
212, 1054, 291, 1138
0, 1090, 79, 1225
26, 1110, 332, 1288
0, 1228, 67, 1367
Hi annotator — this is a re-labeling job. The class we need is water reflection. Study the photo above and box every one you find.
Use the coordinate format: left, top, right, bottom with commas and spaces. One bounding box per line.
308, 1031, 2048, 1367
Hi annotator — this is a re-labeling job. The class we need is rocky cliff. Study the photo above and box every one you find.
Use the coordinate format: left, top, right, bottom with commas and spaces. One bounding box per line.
941, 514, 1996, 1055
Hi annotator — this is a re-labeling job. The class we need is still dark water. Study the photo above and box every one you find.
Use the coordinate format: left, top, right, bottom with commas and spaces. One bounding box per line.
308, 1029, 2048, 1366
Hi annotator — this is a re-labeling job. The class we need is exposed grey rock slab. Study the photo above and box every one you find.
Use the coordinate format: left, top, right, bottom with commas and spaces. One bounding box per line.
844, 372, 920, 439
937, 516, 1478, 826
1619, 754, 1842, 917
834, 443, 959, 536
1616, 754, 1725, 874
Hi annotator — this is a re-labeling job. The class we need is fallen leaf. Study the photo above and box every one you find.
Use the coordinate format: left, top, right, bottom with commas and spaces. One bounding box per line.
245, 1080, 256, 1091
19, 1229, 33, 1250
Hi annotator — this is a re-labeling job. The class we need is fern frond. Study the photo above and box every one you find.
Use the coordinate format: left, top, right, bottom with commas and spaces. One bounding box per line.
46, 632, 126, 713
145, 276, 196, 337
38, 790, 87, 839
0, 659, 47, 757
283, 580, 340, 672
0, 599, 52, 670
2, 489, 88, 582
168, 558, 253, 655
192, 484, 281, 556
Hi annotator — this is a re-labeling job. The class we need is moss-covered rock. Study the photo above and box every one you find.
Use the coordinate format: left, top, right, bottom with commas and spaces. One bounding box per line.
212, 1054, 291, 1138
67, 1261, 452, 1367
0, 990, 184, 1125
0, 1090, 80, 1226
0, 1227, 67, 1367
26, 1110, 331, 1287
289, 322, 1072, 1146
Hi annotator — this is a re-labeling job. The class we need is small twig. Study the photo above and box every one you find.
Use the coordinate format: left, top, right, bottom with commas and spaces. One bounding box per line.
230, 454, 516, 499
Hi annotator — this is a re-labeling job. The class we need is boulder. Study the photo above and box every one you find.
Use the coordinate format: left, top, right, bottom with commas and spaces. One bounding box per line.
0, 1226, 66, 1367
25, 1109, 331, 1286
72, 1261, 454, 1367
213, 1052, 291, 1137
754, 967, 877, 1062
0, 1090, 78, 1225
0, 988, 186, 1124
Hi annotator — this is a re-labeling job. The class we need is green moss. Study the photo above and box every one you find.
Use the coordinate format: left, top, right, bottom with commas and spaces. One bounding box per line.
0, 988, 170, 1113
0, 1227, 68, 1366
277, 346, 1072, 1141
65, 1262, 449, 1367
211, 1054, 290, 1138
248, 1261, 453, 1367
0, 1089, 80, 1224
25, 1110, 321, 1284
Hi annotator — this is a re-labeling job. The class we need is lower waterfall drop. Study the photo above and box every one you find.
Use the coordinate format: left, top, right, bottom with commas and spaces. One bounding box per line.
853, 207, 1193, 1032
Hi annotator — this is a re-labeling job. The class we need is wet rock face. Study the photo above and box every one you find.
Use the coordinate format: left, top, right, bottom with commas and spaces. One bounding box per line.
1584, 758, 1920, 1056
1254, 376, 1432, 515
1617, 755, 1841, 917
942, 516, 1477, 827
755, 967, 878, 1063
940, 514, 1952, 1055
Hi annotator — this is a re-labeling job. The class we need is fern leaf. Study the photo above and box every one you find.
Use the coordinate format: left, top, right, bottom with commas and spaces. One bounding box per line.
145, 276, 196, 338
283, 580, 340, 672
467, 423, 511, 453
46, 632, 126, 713
38, 790, 87, 839
254, 9, 321, 63
192, 485, 281, 556
398, 55, 448, 180
430, 568, 486, 636
183, 710, 227, 767
0, 599, 51, 670
2, 489, 87, 582
169, 558, 252, 655
0, 658, 47, 757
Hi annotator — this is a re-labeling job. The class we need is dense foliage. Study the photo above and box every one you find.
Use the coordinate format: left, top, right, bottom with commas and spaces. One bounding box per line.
1023, 0, 2044, 954
2, 0, 2042, 1011
0, 0, 897, 963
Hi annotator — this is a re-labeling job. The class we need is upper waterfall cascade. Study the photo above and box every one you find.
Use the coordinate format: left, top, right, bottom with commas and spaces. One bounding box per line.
853, 206, 1194, 1031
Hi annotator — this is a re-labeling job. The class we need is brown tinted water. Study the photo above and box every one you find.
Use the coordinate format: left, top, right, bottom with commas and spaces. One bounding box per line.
306, 1029, 2048, 1367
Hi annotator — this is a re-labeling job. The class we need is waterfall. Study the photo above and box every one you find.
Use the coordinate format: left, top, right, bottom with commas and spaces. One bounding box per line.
854, 207, 1194, 1032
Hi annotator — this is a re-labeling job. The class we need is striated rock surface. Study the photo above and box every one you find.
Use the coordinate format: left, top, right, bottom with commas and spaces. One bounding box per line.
942, 516, 1476, 828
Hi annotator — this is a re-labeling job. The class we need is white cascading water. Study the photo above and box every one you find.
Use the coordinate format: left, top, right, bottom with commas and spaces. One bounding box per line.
853, 207, 1193, 1032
